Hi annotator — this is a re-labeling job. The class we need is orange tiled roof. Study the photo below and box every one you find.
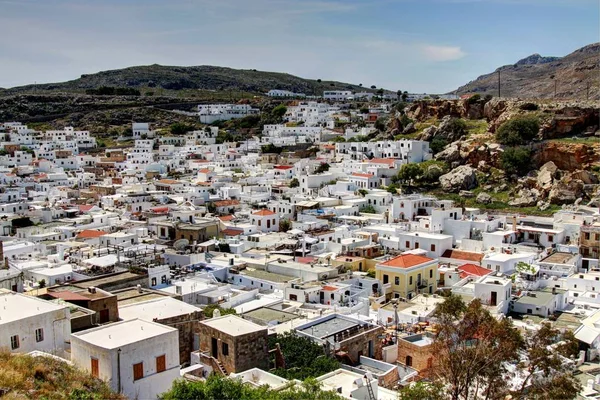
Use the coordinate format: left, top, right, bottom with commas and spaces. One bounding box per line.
369, 158, 397, 166
351, 172, 374, 178
381, 254, 434, 268
322, 285, 339, 291
253, 209, 276, 216
218, 215, 235, 221
441, 249, 484, 263
213, 199, 240, 207
77, 229, 107, 239
458, 263, 492, 279
222, 228, 243, 236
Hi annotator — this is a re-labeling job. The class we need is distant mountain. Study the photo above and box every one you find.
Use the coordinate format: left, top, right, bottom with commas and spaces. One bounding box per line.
2, 65, 371, 96
456, 43, 600, 99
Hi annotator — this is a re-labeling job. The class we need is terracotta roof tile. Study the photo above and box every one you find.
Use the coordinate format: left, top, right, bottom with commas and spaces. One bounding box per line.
381, 254, 434, 268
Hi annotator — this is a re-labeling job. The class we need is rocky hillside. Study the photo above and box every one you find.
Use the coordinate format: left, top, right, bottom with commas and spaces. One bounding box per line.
1, 65, 370, 96
456, 43, 600, 100
399, 97, 600, 212
0, 351, 124, 399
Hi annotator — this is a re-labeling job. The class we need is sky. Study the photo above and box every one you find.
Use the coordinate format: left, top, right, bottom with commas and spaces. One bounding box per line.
0, 0, 598, 93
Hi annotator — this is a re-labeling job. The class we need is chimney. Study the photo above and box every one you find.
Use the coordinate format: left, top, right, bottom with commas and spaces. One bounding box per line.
512, 216, 517, 232
88, 287, 96, 294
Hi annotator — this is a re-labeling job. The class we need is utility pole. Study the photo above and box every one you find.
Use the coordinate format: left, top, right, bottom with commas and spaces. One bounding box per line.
587, 83, 590, 100
497, 70, 501, 98
554, 79, 557, 99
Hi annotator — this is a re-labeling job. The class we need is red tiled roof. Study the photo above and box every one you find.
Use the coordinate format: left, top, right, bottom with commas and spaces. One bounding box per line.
77, 229, 107, 239
222, 228, 243, 236
214, 199, 240, 207
253, 209, 276, 216
199, 168, 212, 173
369, 158, 397, 167
351, 173, 374, 178
150, 206, 170, 213
322, 285, 338, 292
218, 215, 235, 221
441, 249, 484, 263
458, 263, 492, 279
274, 165, 293, 170
157, 179, 181, 185
79, 205, 95, 212
381, 254, 434, 268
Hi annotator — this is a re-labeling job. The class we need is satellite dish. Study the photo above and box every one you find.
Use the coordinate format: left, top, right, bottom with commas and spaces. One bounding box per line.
173, 239, 189, 251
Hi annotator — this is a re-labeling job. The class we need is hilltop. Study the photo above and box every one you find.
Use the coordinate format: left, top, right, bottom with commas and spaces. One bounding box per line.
456, 43, 600, 100
1, 65, 371, 96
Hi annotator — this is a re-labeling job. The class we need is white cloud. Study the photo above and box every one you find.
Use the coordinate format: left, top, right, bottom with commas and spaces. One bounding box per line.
421, 45, 466, 61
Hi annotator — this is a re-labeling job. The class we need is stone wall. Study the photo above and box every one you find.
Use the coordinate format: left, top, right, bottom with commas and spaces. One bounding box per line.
158, 310, 204, 365
396, 335, 434, 377
338, 326, 384, 363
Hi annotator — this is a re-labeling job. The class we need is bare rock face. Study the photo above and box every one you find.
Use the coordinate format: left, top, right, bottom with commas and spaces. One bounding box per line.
439, 165, 478, 192
402, 122, 416, 135
540, 106, 600, 139
534, 141, 600, 171
418, 116, 467, 143
483, 98, 509, 123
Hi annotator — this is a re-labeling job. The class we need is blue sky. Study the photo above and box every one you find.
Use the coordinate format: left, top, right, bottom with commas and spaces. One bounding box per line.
0, 0, 598, 92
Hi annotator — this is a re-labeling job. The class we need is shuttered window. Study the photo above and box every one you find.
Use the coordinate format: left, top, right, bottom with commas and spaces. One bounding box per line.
156, 355, 166, 373
133, 362, 144, 381
91, 358, 99, 378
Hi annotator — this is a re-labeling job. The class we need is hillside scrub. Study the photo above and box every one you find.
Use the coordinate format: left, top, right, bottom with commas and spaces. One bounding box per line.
0, 351, 124, 399
495, 116, 540, 145
500, 146, 533, 177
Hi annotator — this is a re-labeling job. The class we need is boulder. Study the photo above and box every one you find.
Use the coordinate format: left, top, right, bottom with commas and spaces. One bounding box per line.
483, 98, 508, 123
548, 179, 585, 205
460, 190, 475, 198
435, 144, 461, 162
402, 123, 416, 135
439, 165, 478, 192
476, 192, 492, 204
418, 125, 438, 141
436, 115, 468, 142
537, 161, 558, 191
508, 188, 539, 207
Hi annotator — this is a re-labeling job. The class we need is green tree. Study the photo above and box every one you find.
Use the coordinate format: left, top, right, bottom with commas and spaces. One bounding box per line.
365, 269, 376, 278
374, 117, 387, 131
357, 189, 369, 197
272, 104, 288, 119
169, 122, 192, 136
500, 147, 532, 177
495, 116, 540, 145
396, 163, 423, 186
398, 381, 445, 400
430, 137, 448, 154
370, 85, 377, 89
206, 202, 216, 214
359, 107, 369, 114
360, 204, 377, 213
160, 375, 343, 400
314, 163, 330, 174
38, 279, 46, 289
268, 332, 340, 380
289, 177, 300, 188
329, 136, 346, 143
203, 304, 236, 318
386, 183, 399, 194
279, 219, 292, 232
261, 143, 284, 154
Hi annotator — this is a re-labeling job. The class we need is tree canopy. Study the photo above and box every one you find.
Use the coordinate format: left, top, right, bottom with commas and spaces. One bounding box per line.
495, 116, 540, 145
160, 375, 343, 400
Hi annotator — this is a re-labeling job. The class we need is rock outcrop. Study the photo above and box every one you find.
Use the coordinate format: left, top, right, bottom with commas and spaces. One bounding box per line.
439, 165, 478, 192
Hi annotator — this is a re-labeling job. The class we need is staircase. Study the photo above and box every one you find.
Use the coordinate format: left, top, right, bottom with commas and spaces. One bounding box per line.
214, 359, 227, 376
366, 380, 376, 400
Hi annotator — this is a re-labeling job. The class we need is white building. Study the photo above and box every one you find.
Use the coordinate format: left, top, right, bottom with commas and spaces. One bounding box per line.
71, 319, 180, 400
0, 290, 70, 356
198, 104, 259, 124
132, 122, 155, 139
323, 90, 352, 101
251, 209, 280, 233
266, 89, 305, 98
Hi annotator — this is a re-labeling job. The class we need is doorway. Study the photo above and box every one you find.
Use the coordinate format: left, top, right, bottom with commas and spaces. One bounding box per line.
211, 337, 218, 358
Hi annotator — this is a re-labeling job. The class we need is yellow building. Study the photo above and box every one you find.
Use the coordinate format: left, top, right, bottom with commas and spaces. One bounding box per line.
332, 255, 367, 272
375, 254, 438, 300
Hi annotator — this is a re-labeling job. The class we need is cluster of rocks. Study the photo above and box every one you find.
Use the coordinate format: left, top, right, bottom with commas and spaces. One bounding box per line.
417, 115, 467, 143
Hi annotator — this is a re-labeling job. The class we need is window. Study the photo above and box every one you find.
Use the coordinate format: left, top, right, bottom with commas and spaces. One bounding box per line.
405, 241, 410, 248
10, 335, 19, 350
429, 269, 433, 279
91, 358, 99, 377
395, 276, 399, 285
548, 235, 553, 243
415, 242, 419, 249
156, 355, 166, 372
35, 328, 44, 342
290, 294, 298, 301
383, 274, 389, 284
430, 244, 435, 251
409, 276, 413, 285
151, 277, 157, 286
133, 362, 144, 381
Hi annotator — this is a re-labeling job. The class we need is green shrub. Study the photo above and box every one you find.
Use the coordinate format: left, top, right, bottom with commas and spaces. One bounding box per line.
466, 94, 481, 104
430, 137, 449, 154
500, 147, 532, 177
496, 116, 539, 145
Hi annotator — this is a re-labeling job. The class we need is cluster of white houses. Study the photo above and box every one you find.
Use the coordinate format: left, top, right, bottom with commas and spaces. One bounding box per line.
1, 98, 599, 399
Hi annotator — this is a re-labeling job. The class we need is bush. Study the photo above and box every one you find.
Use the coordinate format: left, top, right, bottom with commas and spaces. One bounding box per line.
430, 137, 448, 154
466, 94, 481, 104
315, 163, 330, 174
289, 178, 299, 188
500, 147, 532, 177
170, 122, 192, 135
360, 204, 378, 214
519, 102, 539, 111
496, 116, 540, 145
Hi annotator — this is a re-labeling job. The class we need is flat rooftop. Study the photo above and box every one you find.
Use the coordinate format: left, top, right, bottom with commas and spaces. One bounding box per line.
242, 307, 299, 325
115, 288, 172, 305
0, 291, 68, 324
201, 314, 266, 336
119, 297, 201, 321
540, 252, 577, 264
72, 271, 142, 289
240, 269, 294, 283
72, 318, 176, 349
298, 315, 360, 339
